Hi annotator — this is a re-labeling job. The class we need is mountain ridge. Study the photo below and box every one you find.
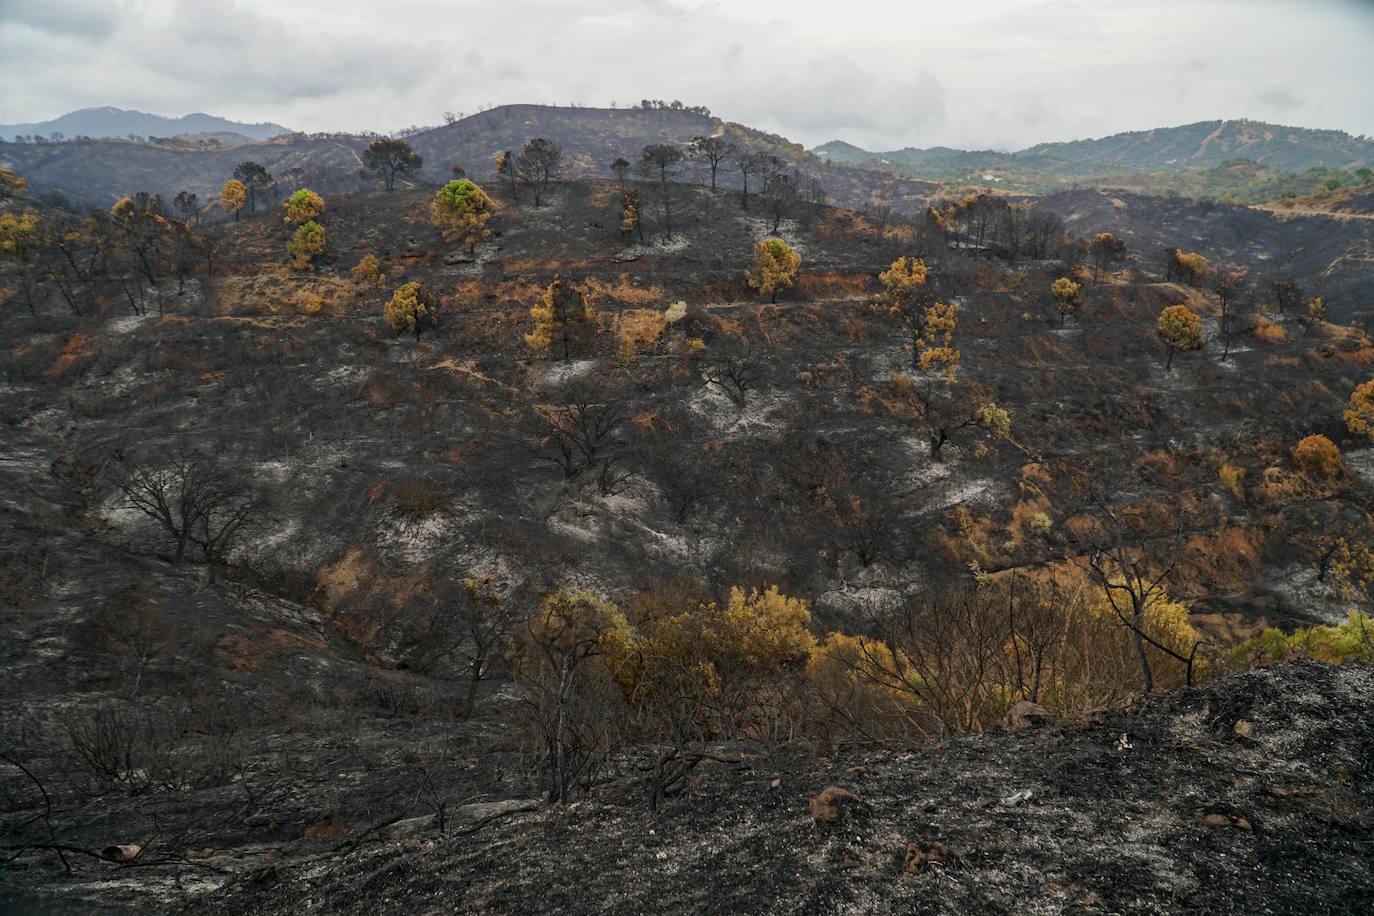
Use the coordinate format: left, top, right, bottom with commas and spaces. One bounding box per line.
813, 118, 1374, 178
0, 106, 291, 142
0, 103, 939, 212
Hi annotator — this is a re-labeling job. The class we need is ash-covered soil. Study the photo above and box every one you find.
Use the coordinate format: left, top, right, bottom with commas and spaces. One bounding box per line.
6, 660, 1366, 915
2, 170, 1373, 916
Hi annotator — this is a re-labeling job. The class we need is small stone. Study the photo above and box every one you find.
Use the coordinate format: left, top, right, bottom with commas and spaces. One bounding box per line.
810, 786, 861, 823
100, 844, 143, 862
1233, 719, 1254, 738
1000, 789, 1034, 807
770, 777, 781, 789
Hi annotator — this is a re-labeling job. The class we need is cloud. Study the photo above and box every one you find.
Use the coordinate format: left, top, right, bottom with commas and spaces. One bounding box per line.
0, 0, 123, 38
1254, 86, 1303, 113
0, 0, 1371, 150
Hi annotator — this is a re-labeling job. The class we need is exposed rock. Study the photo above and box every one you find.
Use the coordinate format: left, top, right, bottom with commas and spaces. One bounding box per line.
99, 844, 142, 863
1195, 808, 1255, 831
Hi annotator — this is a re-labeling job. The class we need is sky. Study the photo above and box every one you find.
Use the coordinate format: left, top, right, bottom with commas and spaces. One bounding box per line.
2, 0, 1372, 151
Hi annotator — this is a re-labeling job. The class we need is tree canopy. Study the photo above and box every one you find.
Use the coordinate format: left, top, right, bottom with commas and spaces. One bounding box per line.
362, 138, 424, 191
384, 280, 437, 340
1156, 304, 1204, 369
431, 179, 495, 253
746, 237, 800, 303
220, 179, 247, 220
282, 188, 324, 226
287, 220, 325, 269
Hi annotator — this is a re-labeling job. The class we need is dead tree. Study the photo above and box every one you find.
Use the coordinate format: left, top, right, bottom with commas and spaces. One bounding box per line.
514, 593, 623, 804
702, 342, 762, 408
1070, 461, 1204, 693
761, 171, 802, 233
736, 151, 765, 210
114, 452, 261, 566
688, 136, 735, 191
516, 138, 562, 207
637, 144, 685, 240
530, 396, 624, 479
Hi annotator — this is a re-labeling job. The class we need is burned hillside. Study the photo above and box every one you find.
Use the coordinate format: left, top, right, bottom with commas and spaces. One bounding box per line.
2, 164, 1373, 914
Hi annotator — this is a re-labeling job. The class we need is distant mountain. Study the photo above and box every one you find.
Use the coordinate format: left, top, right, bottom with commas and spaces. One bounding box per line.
813, 120, 1374, 180
0, 107, 290, 142
813, 141, 1019, 178
1019, 120, 1374, 172
0, 104, 939, 213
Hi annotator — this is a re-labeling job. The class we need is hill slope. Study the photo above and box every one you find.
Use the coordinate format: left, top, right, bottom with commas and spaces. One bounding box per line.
201, 660, 1374, 916
2, 173, 1373, 914
0, 134, 370, 207
815, 119, 1374, 180
0, 107, 290, 142
1021, 119, 1374, 173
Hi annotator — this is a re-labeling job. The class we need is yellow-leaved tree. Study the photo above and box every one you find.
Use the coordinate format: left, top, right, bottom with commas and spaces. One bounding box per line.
282, 188, 324, 226
716, 586, 816, 669
220, 179, 247, 222
875, 256, 958, 375
0, 166, 29, 200
431, 179, 495, 254
525, 275, 591, 361
1345, 379, 1374, 442
1156, 304, 1203, 369
0, 210, 43, 315
746, 237, 800, 302
1293, 434, 1342, 479
383, 280, 437, 340
596, 584, 815, 808
619, 189, 642, 242
287, 220, 325, 269
1050, 276, 1080, 325
351, 253, 383, 285
1305, 296, 1327, 334
1168, 248, 1208, 286
917, 301, 960, 377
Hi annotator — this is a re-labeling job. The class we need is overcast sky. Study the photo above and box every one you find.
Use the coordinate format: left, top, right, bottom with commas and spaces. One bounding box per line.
2, 0, 1372, 151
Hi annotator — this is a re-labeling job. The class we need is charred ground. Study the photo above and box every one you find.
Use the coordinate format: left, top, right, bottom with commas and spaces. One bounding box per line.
1, 174, 1372, 913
